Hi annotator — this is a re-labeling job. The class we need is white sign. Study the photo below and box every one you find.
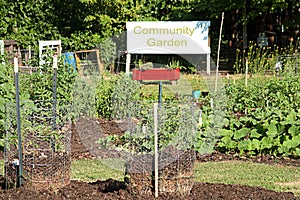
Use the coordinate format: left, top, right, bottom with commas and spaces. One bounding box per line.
126, 21, 210, 54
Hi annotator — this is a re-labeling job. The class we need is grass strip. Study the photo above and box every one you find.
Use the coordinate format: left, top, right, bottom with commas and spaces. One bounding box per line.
194, 161, 300, 196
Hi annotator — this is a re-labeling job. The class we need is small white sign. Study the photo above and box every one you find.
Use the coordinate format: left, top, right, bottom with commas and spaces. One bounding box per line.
126, 21, 210, 54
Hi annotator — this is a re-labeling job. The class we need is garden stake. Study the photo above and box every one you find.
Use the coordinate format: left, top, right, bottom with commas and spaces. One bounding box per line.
126, 52, 131, 75
245, 57, 248, 87
51, 54, 58, 151
215, 12, 224, 93
14, 55, 23, 187
158, 81, 163, 106
198, 110, 203, 126
154, 103, 159, 198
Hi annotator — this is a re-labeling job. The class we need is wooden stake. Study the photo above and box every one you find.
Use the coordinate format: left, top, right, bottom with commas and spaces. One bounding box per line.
126, 53, 131, 75
245, 57, 248, 87
215, 12, 225, 92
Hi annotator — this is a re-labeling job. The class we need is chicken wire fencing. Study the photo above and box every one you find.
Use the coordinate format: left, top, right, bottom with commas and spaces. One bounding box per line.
75, 50, 102, 76
4, 100, 72, 190
276, 54, 300, 75
101, 100, 198, 195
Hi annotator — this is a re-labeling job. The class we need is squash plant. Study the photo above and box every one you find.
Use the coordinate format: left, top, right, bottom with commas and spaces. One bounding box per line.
215, 74, 300, 157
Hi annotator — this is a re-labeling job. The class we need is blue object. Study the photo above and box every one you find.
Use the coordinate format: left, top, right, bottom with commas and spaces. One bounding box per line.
62, 52, 77, 71
192, 90, 201, 99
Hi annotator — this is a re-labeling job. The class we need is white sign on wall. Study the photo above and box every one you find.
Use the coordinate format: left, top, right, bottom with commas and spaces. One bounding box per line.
126, 21, 210, 54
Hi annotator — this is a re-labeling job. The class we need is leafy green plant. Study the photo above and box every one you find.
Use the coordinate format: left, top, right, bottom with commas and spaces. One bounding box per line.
165, 60, 185, 70
95, 75, 117, 119
98, 101, 197, 153
233, 40, 300, 75
111, 74, 141, 120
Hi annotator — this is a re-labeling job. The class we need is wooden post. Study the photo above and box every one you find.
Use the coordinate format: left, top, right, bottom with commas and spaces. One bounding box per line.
95, 49, 103, 75
198, 110, 203, 126
126, 53, 131, 75
154, 103, 159, 198
28, 45, 31, 60
206, 52, 210, 75
245, 57, 248, 87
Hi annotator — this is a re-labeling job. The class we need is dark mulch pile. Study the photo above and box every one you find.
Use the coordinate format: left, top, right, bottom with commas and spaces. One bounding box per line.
0, 117, 298, 200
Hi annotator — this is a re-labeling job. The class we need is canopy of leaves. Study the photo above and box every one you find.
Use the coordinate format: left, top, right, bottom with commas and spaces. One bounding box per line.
0, 0, 299, 52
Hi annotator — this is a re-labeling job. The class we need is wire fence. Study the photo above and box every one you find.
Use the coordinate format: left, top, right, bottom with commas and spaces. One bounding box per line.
4, 100, 72, 190
107, 100, 198, 195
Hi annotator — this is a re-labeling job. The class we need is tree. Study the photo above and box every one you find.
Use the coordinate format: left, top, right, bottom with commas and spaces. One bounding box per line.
0, 0, 60, 48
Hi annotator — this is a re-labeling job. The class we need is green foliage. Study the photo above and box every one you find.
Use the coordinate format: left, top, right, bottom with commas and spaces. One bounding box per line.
1, 53, 76, 149
94, 70, 300, 158
225, 75, 300, 114
72, 76, 97, 118
234, 42, 298, 74
95, 75, 117, 119
0, 62, 15, 147
97, 38, 117, 72
184, 74, 209, 91
214, 75, 300, 157
0, 0, 60, 47
111, 74, 141, 120
20, 54, 76, 103
99, 101, 197, 153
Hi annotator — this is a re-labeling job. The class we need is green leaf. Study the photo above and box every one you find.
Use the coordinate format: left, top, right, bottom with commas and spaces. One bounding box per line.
281, 111, 299, 125
295, 148, 300, 156
219, 129, 234, 137
249, 139, 260, 150
266, 120, 278, 138
283, 135, 300, 149
278, 145, 289, 155
286, 111, 296, 122
288, 125, 299, 137
233, 128, 250, 140
250, 129, 261, 138
260, 137, 273, 149
238, 140, 249, 152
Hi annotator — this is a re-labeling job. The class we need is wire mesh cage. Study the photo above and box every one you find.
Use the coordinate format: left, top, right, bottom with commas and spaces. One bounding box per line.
276, 54, 300, 74
108, 100, 198, 195
75, 50, 102, 76
4, 100, 72, 190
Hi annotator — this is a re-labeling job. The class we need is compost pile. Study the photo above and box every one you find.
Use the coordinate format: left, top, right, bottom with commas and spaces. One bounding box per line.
0, 117, 298, 200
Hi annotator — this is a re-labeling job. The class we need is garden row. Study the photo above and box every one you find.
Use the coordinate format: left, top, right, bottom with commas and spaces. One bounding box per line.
1, 54, 299, 158
198, 74, 300, 158
95, 71, 300, 158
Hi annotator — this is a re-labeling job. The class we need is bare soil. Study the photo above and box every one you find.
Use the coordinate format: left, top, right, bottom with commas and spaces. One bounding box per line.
0, 117, 298, 200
